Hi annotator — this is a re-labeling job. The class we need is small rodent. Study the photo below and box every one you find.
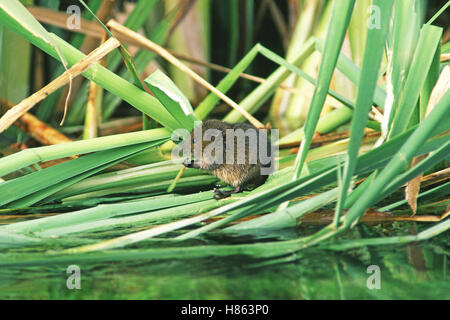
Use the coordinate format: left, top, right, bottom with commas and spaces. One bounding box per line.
183, 119, 273, 199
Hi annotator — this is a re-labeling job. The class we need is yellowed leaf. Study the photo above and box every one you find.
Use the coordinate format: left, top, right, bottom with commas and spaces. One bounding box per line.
405, 155, 427, 215
425, 65, 450, 117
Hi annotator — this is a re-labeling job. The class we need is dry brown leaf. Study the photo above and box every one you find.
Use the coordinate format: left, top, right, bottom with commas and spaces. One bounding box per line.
0, 37, 120, 133
420, 168, 450, 187
0, 99, 72, 145
440, 53, 450, 62
425, 65, 450, 117
404, 65, 450, 215
405, 155, 426, 215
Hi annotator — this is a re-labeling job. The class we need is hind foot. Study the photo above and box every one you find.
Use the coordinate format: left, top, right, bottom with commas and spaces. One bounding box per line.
213, 186, 242, 199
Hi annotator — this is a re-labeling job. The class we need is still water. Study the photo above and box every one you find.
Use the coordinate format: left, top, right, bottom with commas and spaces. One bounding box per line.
0, 228, 448, 299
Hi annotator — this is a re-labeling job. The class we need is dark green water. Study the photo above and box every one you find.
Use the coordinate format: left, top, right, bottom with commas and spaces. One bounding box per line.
1, 228, 448, 299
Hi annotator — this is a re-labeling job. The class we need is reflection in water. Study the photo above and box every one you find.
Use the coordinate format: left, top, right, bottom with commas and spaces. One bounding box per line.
0, 240, 448, 299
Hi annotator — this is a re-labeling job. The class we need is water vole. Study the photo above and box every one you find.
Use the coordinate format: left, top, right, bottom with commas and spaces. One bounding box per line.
183, 119, 273, 198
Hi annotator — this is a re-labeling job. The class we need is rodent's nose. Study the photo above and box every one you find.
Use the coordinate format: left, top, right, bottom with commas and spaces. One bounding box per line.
183, 158, 192, 167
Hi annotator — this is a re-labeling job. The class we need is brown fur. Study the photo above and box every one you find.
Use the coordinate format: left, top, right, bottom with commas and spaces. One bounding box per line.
184, 119, 273, 192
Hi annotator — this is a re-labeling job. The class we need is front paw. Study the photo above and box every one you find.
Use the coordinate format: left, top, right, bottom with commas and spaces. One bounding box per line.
183, 158, 194, 168
213, 187, 230, 199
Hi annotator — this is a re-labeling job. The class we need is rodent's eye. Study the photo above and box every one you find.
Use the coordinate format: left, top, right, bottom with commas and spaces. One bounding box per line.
192, 137, 196, 144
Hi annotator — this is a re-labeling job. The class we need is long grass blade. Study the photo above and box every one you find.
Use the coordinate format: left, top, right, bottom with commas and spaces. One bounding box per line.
334, 0, 394, 226
291, 0, 355, 180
